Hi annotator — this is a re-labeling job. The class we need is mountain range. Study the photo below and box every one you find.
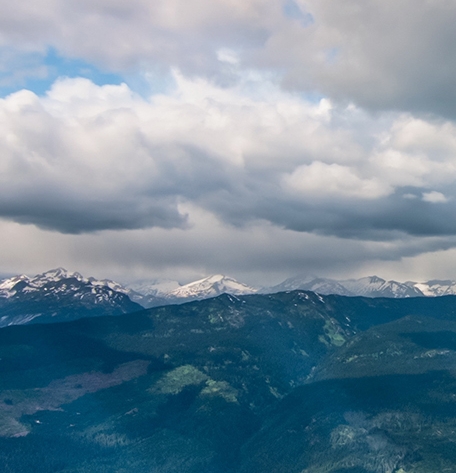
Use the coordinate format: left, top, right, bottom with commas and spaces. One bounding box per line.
3, 268, 456, 328
0, 268, 142, 327
131, 273, 456, 301
269, 274, 436, 298
2, 290, 456, 472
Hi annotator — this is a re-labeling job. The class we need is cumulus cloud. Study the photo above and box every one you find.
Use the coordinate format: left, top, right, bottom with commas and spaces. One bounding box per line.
0, 84, 188, 233
1, 73, 456, 244
0, 73, 351, 233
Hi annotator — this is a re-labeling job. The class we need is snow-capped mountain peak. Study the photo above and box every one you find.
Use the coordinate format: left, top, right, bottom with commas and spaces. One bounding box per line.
0, 274, 30, 295
269, 275, 352, 296
269, 275, 425, 298
340, 276, 425, 298
0, 269, 143, 327
30, 268, 86, 287
167, 274, 257, 301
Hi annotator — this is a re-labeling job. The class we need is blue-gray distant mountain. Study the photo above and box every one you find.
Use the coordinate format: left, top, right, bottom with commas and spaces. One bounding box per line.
129, 274, 258, 307
0, 268, 144, 327
269, 274, 429, 298
268, 275, 355, 296
129, 273, 456, 302
4, 268, 456, 330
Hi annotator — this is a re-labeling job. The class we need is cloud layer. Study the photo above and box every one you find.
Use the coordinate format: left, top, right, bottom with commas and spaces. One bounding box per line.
3, 0, 456, 116
2, 0, 456, 282
0, 73, 455, 243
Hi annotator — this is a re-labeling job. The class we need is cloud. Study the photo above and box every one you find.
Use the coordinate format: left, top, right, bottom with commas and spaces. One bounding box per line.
261, 0, 456, 117
0, 73, 350, 233
0, 0, 280, 75
422, 191, 448, 204
2, 0, 456, 282
283, 161, 391, 200
0, 84, 190, 233
1, 0, 455, 120
1, 74, 456, 243
2, 204, 456, 287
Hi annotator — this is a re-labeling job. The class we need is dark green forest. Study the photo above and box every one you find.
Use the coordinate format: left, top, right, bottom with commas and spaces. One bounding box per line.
2, 291, 456, 472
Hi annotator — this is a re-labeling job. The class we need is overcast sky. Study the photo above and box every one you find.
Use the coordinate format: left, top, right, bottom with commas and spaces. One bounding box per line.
1, 0, 456, 286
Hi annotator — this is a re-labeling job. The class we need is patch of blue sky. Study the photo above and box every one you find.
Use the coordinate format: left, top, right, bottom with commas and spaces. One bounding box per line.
0, 47, 175, 99
45, 48, 124, 88
297, 90, 327, 104
0, 47, 123, 97
282, 0, 314, 27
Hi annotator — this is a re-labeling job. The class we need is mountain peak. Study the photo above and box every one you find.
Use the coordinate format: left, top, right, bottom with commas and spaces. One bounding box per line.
207, 274, 227, 282
0, 274, 30, 292
28, 268, 87, 288
167, 274, 257, 301
270, 274, 426, 298
0, 268, 142, 327
41, 267, 69, 276
38, 267, 84, 281
365, 275, 385, 283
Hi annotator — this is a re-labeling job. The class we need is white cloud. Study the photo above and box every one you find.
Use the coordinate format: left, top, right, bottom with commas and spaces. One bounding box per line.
217, 49, 240, 65
283, 162, 391, 200
422, 191, 448, 204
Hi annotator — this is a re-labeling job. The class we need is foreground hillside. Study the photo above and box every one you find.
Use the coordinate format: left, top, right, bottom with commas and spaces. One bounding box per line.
1, 292, 456, 472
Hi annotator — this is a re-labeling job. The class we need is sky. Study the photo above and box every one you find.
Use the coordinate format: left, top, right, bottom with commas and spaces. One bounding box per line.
1, 0, 456, 286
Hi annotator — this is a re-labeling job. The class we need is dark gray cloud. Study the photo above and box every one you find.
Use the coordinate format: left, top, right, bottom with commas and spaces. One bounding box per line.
264, 0, 456, 118
0, 194, 187, 234
200, 185, 456, 241
4, 204, 453, 286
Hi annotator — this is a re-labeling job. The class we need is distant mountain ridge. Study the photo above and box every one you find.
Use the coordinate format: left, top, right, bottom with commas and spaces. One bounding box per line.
0, 270, 259, 327
128, 273, 456, 302
269, 274, 456, 298
4, 268, 456, 329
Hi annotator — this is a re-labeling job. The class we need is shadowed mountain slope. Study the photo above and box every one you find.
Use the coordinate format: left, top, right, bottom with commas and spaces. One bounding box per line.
1, 291, 456, 472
